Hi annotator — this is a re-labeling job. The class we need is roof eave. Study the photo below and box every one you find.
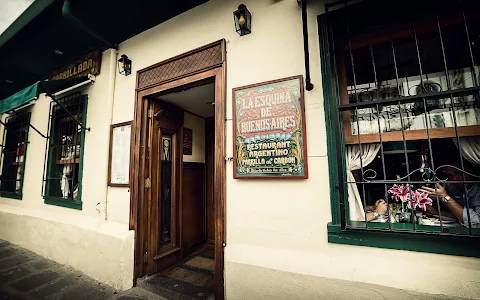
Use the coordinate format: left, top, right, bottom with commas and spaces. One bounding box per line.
0, 0, 55, 49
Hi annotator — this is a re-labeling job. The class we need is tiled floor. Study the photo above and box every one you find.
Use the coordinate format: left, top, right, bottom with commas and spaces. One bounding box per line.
138, 244, 215, 300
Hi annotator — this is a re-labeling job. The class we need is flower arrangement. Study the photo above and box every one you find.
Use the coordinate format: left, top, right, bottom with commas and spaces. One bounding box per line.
388, 184, 433, 211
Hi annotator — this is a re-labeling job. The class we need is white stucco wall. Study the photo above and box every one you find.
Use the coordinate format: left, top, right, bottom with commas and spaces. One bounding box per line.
0, 50, 134, 290
110, 0, 480, 299
183, 112, 206, 163
1, 0, 479, 298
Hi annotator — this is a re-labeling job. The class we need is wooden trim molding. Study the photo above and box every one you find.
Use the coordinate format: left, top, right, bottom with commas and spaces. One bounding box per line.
136, 41, 224, 91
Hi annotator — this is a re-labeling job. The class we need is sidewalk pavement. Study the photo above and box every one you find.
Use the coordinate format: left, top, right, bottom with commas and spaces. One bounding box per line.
0, 239, 167, 300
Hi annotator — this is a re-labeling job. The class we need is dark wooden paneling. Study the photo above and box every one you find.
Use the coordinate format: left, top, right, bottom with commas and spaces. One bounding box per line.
205, 117, 215, 243
182, 162, 206, 253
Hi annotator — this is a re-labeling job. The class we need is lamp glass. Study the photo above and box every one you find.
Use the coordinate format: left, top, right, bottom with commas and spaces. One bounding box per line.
233, 4, 251, 36
118, 55, 132, 76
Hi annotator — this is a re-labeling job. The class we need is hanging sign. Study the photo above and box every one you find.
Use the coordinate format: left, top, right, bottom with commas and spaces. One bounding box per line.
232, 75, 308, 179
183, 128, 193, 155
49, 51, 101, 81
108, 121, 132, 186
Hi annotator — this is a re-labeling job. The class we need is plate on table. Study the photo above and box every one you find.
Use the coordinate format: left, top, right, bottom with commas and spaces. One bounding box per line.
432, 215, 456, 223
421, 217, 460, 227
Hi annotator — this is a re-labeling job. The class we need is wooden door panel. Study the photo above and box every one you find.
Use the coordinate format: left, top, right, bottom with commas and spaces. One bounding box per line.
182, 162, 206, 251
149, 100, 183, 274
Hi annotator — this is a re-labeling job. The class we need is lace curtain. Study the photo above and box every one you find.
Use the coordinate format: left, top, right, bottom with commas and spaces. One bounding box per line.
346, 144, 380, 220
454, 136, 480, 165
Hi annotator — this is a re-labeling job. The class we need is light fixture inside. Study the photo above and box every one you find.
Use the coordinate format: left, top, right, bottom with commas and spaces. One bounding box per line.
55, 50, 64, 55
5, 79, 13, 84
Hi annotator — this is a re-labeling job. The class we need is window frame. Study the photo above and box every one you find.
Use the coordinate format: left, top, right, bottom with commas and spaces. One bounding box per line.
43, 94, 88, 210
0, 112, 31, 200
317, 10, 480, 258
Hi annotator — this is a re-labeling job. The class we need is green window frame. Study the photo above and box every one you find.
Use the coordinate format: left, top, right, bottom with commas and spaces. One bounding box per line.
317, 4, 480, 258
43, 93, 87, 210
0, 112, 31, 200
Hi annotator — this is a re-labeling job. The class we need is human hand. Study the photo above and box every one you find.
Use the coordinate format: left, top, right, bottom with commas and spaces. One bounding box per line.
418, 184, 447, 199
375, 199, 387, 215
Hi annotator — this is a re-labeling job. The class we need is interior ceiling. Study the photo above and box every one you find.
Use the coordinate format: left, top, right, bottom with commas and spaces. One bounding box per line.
0, 0, 208, 100
157, 83, 215, 118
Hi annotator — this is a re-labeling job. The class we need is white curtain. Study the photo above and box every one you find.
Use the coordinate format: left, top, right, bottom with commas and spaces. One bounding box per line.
346, 144, 380, 221
453, 136, 480, 165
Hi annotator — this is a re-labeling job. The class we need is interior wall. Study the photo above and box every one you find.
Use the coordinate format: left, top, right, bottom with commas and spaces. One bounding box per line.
111, 0, 480, 299
183, 112, 205, 163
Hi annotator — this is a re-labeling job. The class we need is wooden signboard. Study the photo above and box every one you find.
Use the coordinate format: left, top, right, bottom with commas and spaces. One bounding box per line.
108, 121, 132, 187
183, 128, 193, 155
49, 51, 101, 81
232, 75, 308, 179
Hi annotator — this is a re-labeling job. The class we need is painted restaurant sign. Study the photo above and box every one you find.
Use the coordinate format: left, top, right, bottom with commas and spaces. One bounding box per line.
49, 51, 101, 81
232, 75, 308, 179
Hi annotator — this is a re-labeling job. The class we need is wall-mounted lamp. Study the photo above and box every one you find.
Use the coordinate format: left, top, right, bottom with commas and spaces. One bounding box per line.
233, 4, 251, 36
117, 54, 132, 76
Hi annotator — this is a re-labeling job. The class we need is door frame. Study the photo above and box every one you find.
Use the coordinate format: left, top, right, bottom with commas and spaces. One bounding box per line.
129, 40, 226, 300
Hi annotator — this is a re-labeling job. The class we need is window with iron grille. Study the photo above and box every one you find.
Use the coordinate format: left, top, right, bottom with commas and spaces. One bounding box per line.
43, 92, 87, 210
0, 112, 30, 200
319, 0, 480, 255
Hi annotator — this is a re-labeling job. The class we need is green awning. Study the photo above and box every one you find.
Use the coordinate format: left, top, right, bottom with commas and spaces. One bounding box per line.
0, 82, 39, 114
0, 76, 90, 114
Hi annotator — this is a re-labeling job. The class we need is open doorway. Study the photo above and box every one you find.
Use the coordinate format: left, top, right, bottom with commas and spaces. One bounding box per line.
137, 81, 216, 299
130, 41, 226, 300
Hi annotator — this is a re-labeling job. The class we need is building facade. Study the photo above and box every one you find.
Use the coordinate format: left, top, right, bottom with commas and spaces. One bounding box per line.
0, 0, 479, 299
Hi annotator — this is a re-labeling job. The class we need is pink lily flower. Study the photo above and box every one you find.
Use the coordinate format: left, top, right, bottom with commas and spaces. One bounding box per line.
388, 184, 412, 203
411, 191, 433, 211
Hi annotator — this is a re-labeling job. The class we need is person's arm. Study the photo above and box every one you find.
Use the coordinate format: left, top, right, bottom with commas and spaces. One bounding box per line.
419, 184, 480, 225
442, 197, 465, 221
425, 205, 457, 220
364, 200, 387, 222
365, 211, 379, 222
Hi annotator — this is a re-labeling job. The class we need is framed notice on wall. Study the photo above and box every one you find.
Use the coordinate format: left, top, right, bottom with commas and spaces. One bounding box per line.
232, 75, 308, 179
108, 121, 132, 186
183, 128, 193, 155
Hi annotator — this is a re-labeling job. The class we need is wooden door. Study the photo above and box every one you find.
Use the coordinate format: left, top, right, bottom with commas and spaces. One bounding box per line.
147, 100, 183, 274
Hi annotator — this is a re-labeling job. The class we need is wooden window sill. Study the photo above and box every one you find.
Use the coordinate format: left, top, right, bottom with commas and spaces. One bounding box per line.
344, 125, 480, 144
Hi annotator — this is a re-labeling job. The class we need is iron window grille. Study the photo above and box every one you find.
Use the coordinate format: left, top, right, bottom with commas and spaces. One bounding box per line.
0, 112, 31, 199
323, 0, 480, 237
42, 92, 87, 210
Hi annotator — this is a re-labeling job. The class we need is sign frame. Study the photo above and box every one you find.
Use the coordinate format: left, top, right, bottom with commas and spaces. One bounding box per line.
183, 127, 193, 155
108, 121, 133, 187
232, 75, 308, 179
49, 51, 101, 81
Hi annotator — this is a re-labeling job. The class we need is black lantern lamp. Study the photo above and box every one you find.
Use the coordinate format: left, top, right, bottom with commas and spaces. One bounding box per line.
117, 54, 132, 76
233, 4, 251, 36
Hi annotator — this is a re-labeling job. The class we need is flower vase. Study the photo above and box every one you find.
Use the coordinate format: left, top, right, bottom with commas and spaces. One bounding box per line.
399, 211, 412, 223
